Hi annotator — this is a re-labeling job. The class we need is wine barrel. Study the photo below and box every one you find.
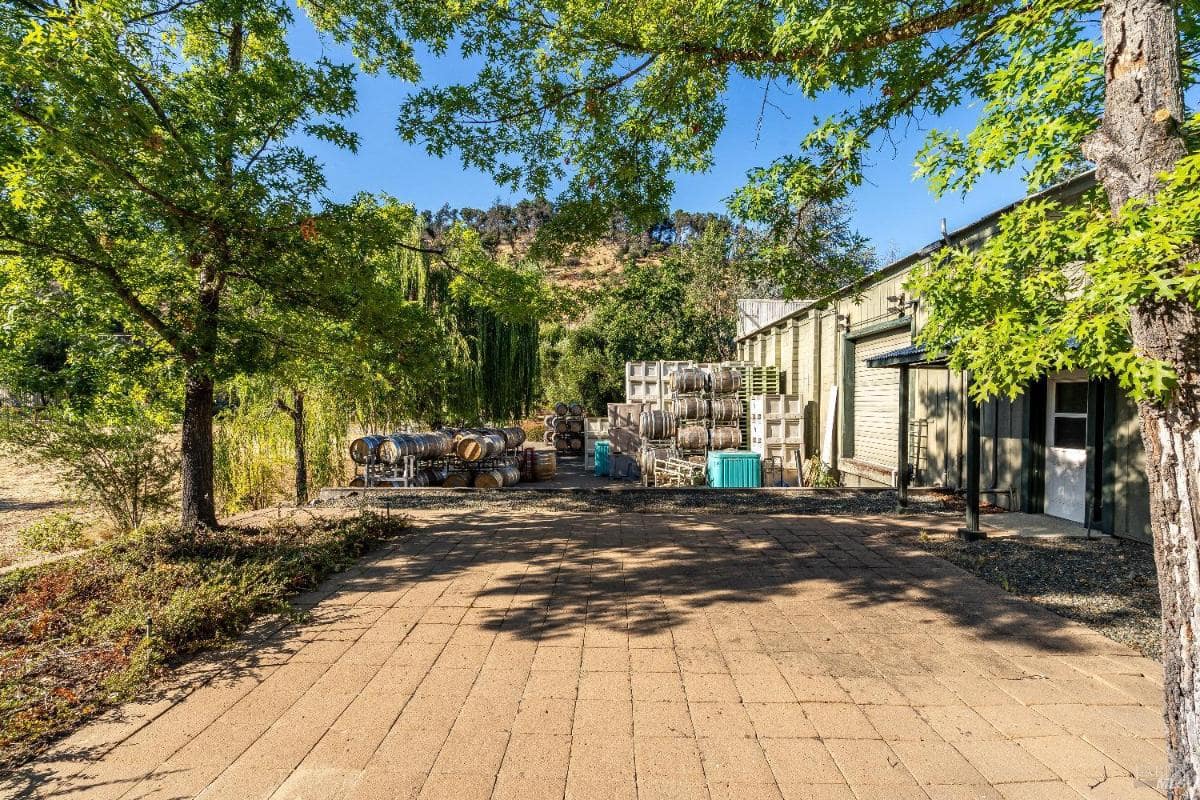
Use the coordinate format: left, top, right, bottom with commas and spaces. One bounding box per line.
568, 433, 584, 451
668, 367, 707, 394
677, 425, 709, 451
349, 475, 366, 487
501, 426, 527, 449
639, 409, 677, 439
420, 467, 447, 486
553, 416, 569, 434
349, 435, 385, 465
443, 472, 470, 488
500, 465, 520, 486
568, 402, 583, 417
534, 451, 557, 480
456, 433, 491, 461
428, 430, 454, 457
709, 367, 742, 395
378, 434, 412, 464
673, 397, 709, 420
553, 402, 569, 416
710, 398, 743, 422
553, 435, 570, 452
566, 418, 584, 434
709, 426, 743, 450
473, 469, 505, 489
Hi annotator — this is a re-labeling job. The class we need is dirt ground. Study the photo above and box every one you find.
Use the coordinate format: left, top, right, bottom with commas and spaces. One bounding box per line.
0, 451, 99, 568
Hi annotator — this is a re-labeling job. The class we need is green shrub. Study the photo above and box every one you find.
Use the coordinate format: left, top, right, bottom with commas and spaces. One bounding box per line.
0, 511, 406, 768
802, 456, 840, 488
0, 404, 177, 533
16, 513, 88, 553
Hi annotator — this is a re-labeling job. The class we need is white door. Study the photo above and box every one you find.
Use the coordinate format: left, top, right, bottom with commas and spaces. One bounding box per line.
1045, 376, 1088, 523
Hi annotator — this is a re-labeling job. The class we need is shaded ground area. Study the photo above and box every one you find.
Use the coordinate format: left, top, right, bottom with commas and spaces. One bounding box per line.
2, 507, 1167, 799
325, 485, 955, 516
904, 531, 1162, 661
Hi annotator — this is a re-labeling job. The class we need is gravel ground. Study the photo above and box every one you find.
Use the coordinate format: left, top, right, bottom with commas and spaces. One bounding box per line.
321, 487, 957, 516
902, 531, 1162, 660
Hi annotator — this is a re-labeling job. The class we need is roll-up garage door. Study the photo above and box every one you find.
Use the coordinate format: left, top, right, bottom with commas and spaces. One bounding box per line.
851, 331, 910, 469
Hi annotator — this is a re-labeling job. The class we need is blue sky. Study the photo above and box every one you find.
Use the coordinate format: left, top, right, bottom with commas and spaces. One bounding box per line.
291, 24, 1032, 261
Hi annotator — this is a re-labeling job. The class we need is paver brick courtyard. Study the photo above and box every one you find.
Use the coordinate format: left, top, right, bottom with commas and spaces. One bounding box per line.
2, 509, 1168, 799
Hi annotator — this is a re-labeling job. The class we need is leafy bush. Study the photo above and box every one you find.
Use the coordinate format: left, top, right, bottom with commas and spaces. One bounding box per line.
16, 514, 88, 553
0, 511, 406, 768
802, 456, 840, 488
0, 404, 177, 533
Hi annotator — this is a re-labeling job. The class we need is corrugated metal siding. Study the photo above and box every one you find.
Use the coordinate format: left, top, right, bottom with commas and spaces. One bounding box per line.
737, 299, 810, 338
852, 331, 909, 469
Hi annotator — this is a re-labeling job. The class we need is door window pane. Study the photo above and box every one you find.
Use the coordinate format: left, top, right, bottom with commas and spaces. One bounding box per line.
1053, 416, 1087, 449
1054, 382, 1088, 414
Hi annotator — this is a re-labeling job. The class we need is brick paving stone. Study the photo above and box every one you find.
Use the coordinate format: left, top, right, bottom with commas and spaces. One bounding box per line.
776, 784, 855, 800
8, 509, 1170, 800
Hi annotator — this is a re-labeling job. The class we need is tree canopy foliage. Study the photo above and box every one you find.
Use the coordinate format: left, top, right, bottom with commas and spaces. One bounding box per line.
309, 0, 1197, 396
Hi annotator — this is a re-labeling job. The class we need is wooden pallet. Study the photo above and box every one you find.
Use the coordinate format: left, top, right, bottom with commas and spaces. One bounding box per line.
653, 457, 706, 487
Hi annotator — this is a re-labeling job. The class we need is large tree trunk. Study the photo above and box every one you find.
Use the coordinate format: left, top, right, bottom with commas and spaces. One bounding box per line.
1083, 1, 1198, 795
180, 370, 218, 529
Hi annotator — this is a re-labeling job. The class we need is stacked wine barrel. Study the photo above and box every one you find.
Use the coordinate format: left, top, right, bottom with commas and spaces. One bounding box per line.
350, 430, 455, 466
668, 367, 710, 454
349, 425, 530, 489
700, 367, 739, 448
708, 366, 744, 450
348, 428, 458, 488
545, 402, 585, 456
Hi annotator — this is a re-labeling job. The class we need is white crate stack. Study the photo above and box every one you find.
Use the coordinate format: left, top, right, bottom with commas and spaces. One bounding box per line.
625, 360, 757, 410
750, 395, 807, 476
624, 360, 695, 410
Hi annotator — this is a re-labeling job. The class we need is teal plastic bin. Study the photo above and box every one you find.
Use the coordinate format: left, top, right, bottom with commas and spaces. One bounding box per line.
706, 451, 761, 488
594, 441, 610, 477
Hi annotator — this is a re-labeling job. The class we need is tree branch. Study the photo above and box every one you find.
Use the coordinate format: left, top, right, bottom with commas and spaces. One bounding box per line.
0, 231, 195, 360
129, 74, 207, 179
458, 55, 657, 125
10, 104, 209, 225
671, 0, 1003, 65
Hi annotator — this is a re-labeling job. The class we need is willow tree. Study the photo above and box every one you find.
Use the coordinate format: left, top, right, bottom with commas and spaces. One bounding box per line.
0, 0, 379, 528
305, 0, 1200, 789
397, 224, 549, 424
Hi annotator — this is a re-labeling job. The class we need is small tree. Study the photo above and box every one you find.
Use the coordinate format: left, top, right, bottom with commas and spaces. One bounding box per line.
0, 403, 177, 533
0, 0, 381, 529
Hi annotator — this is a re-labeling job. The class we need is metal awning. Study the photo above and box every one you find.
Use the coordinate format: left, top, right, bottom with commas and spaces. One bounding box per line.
864, 344, 948, 369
